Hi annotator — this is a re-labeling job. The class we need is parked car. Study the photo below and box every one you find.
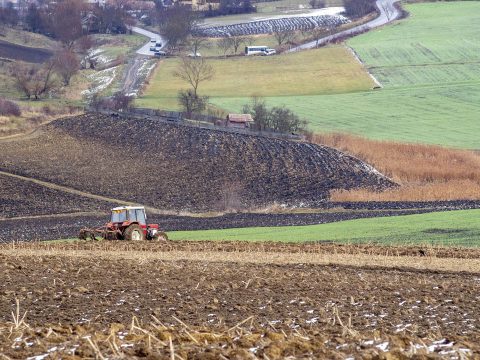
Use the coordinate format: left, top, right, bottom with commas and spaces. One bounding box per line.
154, 51, 167, 57
150, 46, 157, 51
187, 52, 202, 57
150, 39, 156, 43
156, 42, 162, 47
262, 49, 276, 56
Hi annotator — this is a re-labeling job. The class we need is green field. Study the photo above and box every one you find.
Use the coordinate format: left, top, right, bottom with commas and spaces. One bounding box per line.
211, 2, 480, 148
140, 2, 480, 148
348, 3, 480, 88
211, 81, 480, 147
136, 46, 374, 109
170, 209, 480, 247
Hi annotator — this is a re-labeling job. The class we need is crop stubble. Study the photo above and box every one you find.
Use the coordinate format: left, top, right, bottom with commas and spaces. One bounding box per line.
0, 242, 479, 358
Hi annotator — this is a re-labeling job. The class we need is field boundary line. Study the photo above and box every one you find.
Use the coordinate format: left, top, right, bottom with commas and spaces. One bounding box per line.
0, 170, 168, 215
2, 249, 479, 274
346, 46, 382, 88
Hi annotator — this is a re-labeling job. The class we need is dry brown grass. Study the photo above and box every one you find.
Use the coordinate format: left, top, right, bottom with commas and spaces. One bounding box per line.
313, 133, 480, 201
0, 105, 82, 138
2, 243, 479, 273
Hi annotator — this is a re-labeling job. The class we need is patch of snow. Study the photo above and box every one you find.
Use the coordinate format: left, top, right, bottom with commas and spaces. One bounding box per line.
27, 355, 48, 360
82, 66, 118, 98
376, 342, 389, 352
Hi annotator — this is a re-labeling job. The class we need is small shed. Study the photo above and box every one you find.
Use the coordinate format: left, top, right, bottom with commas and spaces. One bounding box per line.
226, 114, 254, 129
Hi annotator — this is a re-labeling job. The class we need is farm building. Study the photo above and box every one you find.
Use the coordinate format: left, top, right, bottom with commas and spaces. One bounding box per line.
226, 114, 254, 129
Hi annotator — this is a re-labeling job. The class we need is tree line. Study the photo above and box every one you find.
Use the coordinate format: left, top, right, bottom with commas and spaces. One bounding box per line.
0, 0, 136, 101
0, 0, 133, 42
242, 97, 307, 134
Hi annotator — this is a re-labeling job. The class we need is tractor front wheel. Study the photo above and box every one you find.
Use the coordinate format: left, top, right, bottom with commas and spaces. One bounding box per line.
153, 232, 169, 241
123, 224, 145, 241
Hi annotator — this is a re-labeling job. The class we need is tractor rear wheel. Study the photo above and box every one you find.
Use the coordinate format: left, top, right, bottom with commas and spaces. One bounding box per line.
153, 231, 169, 241
123, 224, 145, 241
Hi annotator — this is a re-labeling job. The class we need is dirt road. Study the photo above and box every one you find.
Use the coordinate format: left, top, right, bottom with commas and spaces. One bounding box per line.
116, 27, 165, 96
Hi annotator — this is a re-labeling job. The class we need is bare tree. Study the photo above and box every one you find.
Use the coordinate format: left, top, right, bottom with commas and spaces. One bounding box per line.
178, 89, 209, 118
273, 29, 295, 46
217, 180, 244, 211
76, 35, 95, 69
217, 37, 232, 58
158, 5, 200, 51
243, 36, 254, 46
53, 49, 80, 85
173, 56, 214, 97
50, 0, 85, 48
187, 36, 210, 57
230, 35, 246, 54
309, 27, 325, 48
11, 61, 58, 100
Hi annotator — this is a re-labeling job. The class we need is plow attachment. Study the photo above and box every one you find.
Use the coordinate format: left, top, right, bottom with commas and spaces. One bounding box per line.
78, 227, 122, 241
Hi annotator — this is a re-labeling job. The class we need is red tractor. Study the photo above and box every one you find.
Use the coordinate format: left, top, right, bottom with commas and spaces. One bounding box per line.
79, 206, 168, 241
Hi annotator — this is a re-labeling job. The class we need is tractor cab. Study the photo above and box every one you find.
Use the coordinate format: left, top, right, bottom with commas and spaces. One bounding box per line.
111, 206, 147, 225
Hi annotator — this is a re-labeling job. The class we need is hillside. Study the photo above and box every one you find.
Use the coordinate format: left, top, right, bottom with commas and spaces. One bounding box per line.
0, 113, 394, 211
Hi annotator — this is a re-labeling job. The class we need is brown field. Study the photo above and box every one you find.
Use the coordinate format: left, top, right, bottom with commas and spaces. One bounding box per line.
0, 113, 394, 212
0, 39, 52, 63
313, 133, 480, 201
0, 241, 479, 358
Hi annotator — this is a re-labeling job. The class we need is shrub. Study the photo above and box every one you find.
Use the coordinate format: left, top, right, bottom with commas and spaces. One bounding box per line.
242, 96, 308, 134
0, 98, 21, 117
90, 93, 133, 112
178, 90, 209, 118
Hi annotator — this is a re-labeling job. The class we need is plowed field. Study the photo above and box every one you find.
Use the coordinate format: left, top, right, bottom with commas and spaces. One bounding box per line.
2, 200, 480, 243
0, 173, 114, 219
0, 113, 394, 212
0, 242, 479, 358
0, 39, 52, 63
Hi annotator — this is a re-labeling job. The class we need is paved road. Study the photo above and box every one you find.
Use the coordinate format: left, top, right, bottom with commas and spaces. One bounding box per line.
289, 0, 400, 52
131, 26, 166, 56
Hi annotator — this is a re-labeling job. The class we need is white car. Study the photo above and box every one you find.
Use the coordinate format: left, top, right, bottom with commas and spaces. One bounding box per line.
150, 39, 156, 43
262, 49, 276, 56
187, 52, 202, 57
